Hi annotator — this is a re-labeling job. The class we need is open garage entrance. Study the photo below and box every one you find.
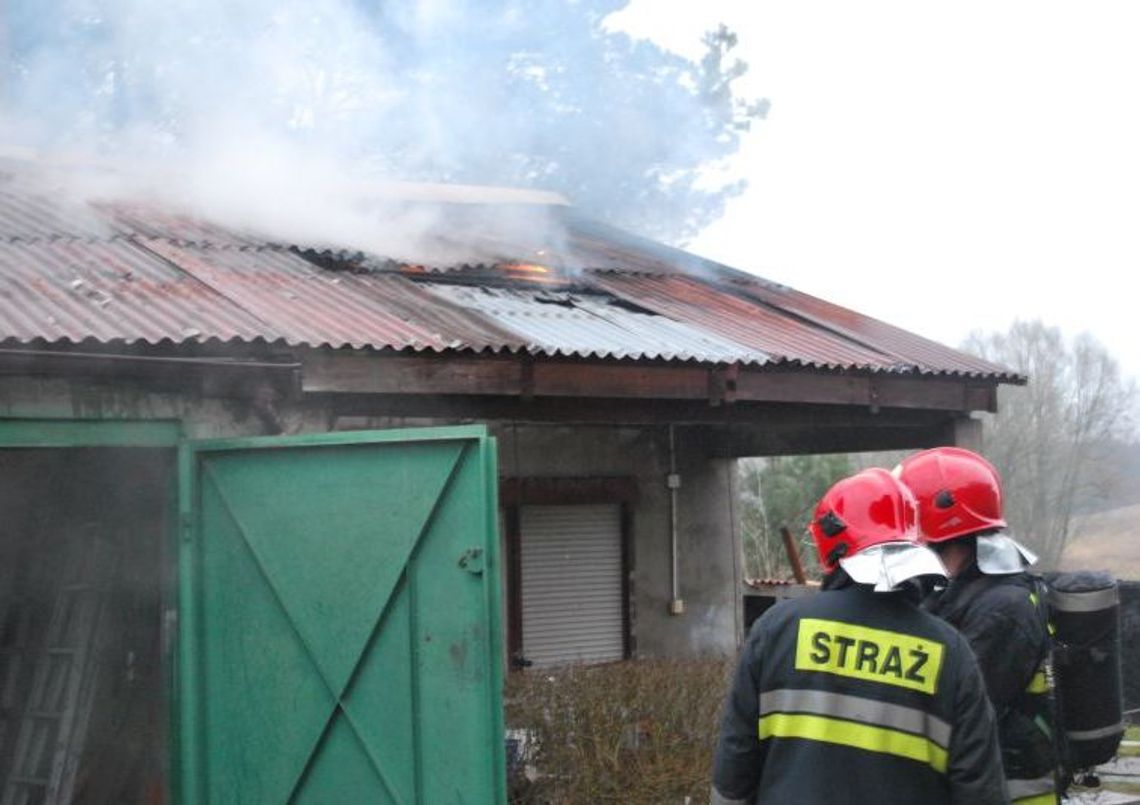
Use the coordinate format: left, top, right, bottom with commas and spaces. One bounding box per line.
0, 447, 173, 804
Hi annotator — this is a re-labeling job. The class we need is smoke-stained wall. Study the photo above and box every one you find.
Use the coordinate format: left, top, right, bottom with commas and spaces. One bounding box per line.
0, 376, 334, 439
0, 374, 743, 661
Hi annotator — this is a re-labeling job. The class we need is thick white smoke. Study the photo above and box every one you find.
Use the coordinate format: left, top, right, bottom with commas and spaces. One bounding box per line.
0, 0, 591, 262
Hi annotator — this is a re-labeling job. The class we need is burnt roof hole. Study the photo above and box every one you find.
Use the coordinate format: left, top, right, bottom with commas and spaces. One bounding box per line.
605, 296, 657, 316
291, 246, 401, 275
533, 294, 576, 309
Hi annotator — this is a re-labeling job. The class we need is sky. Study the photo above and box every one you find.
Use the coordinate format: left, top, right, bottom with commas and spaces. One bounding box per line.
611, 1, 1140, 380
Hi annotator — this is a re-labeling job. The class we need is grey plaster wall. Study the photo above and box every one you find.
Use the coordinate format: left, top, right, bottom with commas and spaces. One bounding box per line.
495, 424, 740, 659
0, 376, 334, 438
0, 377, 742, 659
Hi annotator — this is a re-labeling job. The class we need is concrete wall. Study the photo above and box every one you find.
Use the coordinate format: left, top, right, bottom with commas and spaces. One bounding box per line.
495, 424, 740, 659
0, 376, 333, 439
0, 377, 743, 659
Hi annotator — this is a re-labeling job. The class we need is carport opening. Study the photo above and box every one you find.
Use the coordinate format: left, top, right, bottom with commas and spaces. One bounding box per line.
0, 447, 174, 804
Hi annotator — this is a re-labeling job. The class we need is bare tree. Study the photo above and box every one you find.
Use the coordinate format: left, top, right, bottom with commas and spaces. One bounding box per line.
963, 321, 1136, 567
738, 454, 849, 579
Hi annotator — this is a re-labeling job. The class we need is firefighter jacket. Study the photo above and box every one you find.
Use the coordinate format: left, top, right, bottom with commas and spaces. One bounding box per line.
712, 575, 1008, 805
927, 564, 1057, 805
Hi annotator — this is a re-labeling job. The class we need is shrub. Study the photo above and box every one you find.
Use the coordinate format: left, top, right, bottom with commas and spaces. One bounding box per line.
505, 658, 734, 804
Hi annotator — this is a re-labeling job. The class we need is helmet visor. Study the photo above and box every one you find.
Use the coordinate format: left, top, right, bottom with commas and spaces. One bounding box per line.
839, 542, 948, 592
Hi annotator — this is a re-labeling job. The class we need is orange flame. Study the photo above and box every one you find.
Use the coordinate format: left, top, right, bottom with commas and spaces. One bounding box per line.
503, 263, 550, 274
499, 262, 562, 284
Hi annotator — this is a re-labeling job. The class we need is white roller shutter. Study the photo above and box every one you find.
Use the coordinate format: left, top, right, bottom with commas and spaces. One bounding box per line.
520, 504, 624, 667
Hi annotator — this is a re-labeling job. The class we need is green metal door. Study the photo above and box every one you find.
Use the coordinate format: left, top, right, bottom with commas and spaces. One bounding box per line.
177, 426, 505, 805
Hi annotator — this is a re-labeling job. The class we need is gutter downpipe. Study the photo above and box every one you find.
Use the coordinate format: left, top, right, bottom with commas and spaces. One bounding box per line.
668, 424, 684, 615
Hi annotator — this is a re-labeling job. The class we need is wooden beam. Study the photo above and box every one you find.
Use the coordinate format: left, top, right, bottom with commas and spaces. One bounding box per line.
320, 393, 951, 429
302, 351, 522, 395
0, 348, 300, 398
302, 350, 1001, 414
707, 421, 958, 457
531, 361, 709, 399
500, 477, 639, 506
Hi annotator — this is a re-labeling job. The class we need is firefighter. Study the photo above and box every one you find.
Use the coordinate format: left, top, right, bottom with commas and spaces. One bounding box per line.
712, 468, 1007, 804
896, 447, 1057, 805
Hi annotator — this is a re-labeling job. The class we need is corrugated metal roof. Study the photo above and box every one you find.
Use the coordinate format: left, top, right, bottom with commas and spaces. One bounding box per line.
0, 239, 267, 344
0, 165, 1020, 380
419, 283, 770, 363
728, 277, 1010, 377
592, 272, 894, 370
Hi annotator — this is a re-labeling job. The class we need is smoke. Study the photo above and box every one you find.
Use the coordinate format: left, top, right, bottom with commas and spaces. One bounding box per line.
0, 0, 615, 262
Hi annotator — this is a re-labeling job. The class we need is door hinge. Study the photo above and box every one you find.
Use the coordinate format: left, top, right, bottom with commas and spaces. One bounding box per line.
458, 548, 484, 576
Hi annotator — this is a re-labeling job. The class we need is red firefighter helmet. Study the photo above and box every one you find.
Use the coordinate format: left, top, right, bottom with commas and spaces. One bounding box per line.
894, 447, 1006, 544
809, 468, 921, 573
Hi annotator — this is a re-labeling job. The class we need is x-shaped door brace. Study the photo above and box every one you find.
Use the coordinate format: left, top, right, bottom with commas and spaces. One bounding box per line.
201, 445, 468, 804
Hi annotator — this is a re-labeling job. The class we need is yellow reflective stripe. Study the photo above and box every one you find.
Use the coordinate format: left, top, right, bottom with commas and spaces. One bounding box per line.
1029, 592, 1039, 606
1026, 669, 1049, 694
794, 618, 945, 694
758, 712, 949, 773
1011, 793, 1055, 805
759, 688, 952, 749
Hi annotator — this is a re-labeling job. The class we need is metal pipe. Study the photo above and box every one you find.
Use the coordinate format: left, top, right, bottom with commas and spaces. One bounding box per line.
667, 424, 683, 615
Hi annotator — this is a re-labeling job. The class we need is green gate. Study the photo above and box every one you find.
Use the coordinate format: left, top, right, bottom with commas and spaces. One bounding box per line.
178, 426, 505, 804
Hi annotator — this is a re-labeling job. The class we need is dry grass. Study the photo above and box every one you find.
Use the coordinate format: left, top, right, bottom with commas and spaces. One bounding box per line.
1061, 504, 1140, 580
504, 658, 734, 804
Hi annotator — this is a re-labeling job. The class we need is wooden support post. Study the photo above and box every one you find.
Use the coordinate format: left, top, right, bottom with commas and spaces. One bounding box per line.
780, 526, 808, 584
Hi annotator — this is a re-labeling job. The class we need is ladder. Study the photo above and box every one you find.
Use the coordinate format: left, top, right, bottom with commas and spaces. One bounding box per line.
1, 531, 118, 805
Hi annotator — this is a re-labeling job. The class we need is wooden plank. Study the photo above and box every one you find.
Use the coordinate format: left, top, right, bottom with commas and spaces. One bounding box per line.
301, 352, 522, 395
734, 370, 999, 412
322, 393, 951, 428
870, 376, 967, 410
734, 371, 871, 406
531, 362, 708, 399
708, 421, 956, 457
303, 351, 1000, 413
965, 384, 998, 413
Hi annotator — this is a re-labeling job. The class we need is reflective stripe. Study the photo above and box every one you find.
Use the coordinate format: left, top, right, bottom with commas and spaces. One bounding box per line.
1008, 775, 1055, 804
1026, 668, 1049, 694
1067, 722, 1124, 741
759, 688, 951, 749
1011, 794, 1056, 805
1048, 586, 1118, 612
758, 712, 949, 773
710, 786, 750, 805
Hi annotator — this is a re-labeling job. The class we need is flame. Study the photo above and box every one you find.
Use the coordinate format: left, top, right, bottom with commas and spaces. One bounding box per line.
496, 262, 563, 284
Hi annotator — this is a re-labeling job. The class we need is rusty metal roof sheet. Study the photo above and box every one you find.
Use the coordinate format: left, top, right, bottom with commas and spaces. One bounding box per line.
591, 272, 893, 370
419, 282, 770, 363
725, 277, 1011, 377
0, 239, 268, 344
0, 166, 1019, 380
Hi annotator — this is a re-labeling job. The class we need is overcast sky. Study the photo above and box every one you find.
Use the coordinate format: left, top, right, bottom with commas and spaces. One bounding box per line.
612, 1, 1140, 380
